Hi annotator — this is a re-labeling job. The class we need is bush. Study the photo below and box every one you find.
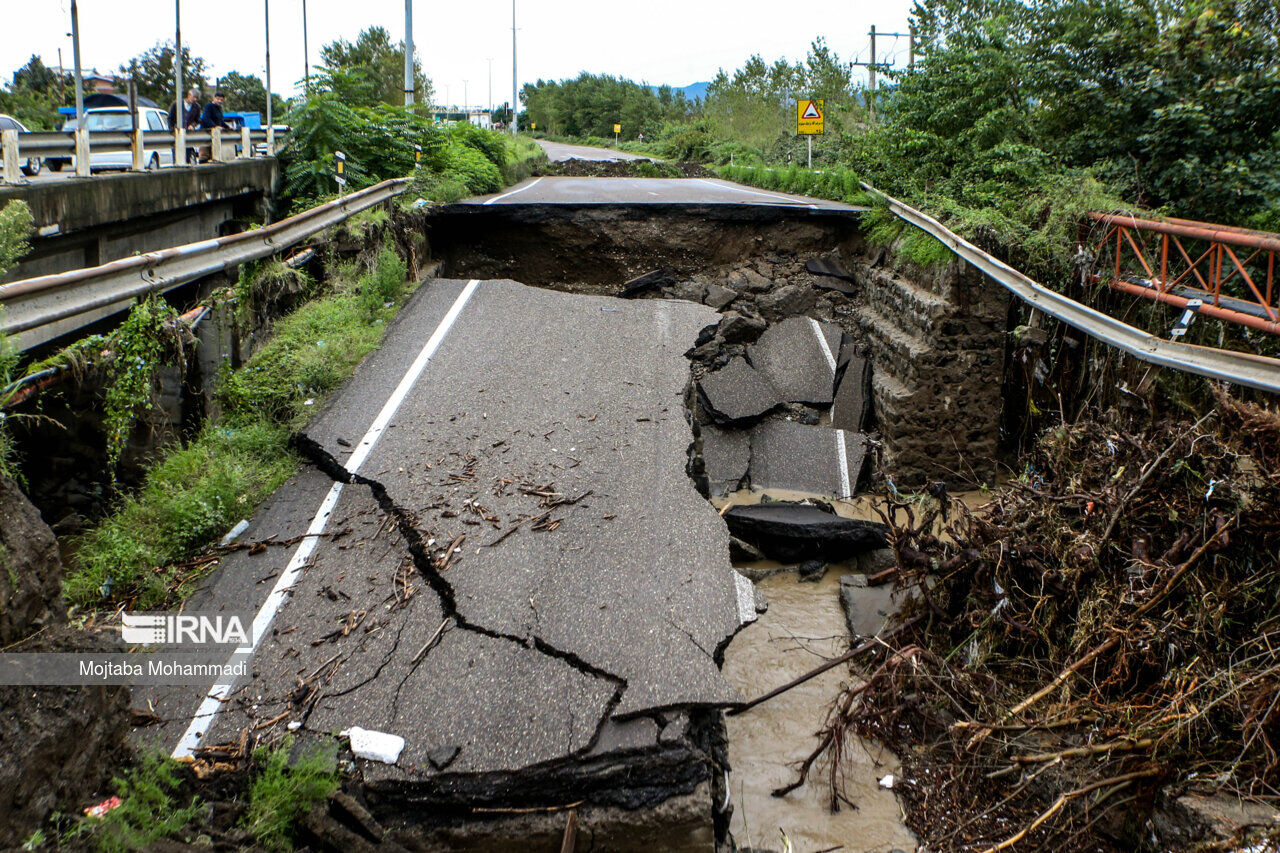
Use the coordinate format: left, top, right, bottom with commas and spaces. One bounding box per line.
439, 141, 503, 195
241, 738, 339, 851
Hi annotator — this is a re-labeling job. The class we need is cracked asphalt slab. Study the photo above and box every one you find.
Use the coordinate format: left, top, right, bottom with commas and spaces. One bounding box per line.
142, 277, 753, 806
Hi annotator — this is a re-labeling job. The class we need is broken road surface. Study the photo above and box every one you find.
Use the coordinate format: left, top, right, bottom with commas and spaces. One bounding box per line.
139, 278, 755, 813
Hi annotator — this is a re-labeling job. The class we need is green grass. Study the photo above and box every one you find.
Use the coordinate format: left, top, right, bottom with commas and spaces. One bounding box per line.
68, 741, 338, 852
66, 244, 411, 610
241, 738, 339, 851
70, 752, 205, 852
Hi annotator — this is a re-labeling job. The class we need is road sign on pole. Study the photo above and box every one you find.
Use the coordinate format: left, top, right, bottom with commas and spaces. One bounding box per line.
334, 150, 346, 196
797, 99, 824, 135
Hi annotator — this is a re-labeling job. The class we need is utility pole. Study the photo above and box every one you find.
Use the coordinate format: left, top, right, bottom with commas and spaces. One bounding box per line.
511, 0, 517, 135
302, 0, 310, 94
403, 0, 414, 107
70, 0, 84, 122
57, 47, 66, 103
172, 0, 183, 164
850, 25, 914, 122
487, 58, 493, 124
463, 79, 468, 118
909, 25, 916, 69
265, 0, 274, 151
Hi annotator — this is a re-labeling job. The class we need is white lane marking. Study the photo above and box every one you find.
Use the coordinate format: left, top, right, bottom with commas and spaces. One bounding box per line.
809, 318, 838, 373
172, 279, 483, 759
835, 429, 853, 498
482, 177, 544, 205
733, 570, 758, 626
808, 318, 852, 497
698, 178, 820, 210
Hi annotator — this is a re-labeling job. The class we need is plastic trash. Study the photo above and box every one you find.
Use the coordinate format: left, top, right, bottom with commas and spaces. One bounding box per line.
219, 519, 250, 547
84, 796, 122, 818
878, 773, 895, 789
340, 726, 405, 764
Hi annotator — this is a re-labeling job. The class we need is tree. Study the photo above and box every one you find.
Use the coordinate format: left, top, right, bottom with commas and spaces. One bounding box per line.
215, 70, 285, 118
117, 44, 209, 107
316, 27, 431, 110
12, 55, 60, 95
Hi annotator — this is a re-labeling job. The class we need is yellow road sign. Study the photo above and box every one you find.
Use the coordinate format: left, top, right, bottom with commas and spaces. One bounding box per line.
797, 99, 824, 135
613, 123, 621, 134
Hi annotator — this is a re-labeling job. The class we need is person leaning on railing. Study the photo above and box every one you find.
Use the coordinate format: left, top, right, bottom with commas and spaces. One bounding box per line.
197, 92, 233, 162
167, 89, 201, 132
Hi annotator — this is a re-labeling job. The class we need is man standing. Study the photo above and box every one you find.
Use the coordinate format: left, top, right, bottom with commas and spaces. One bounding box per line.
199, 92, 232, 130
167, 88, 201, 131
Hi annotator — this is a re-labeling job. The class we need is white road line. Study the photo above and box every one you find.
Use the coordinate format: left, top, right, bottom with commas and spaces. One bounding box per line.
172, 279, 482, 759
482, 177, 544, 205
835, 429, 853, 499
698, 178, 820, 210
809, 318, 838, 372
808, 318, 852, 497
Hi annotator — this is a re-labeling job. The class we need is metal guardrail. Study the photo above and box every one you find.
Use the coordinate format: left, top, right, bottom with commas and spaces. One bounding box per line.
864, 183, 1280, 395
0, 178, 408, 350
0, 127, 282, 183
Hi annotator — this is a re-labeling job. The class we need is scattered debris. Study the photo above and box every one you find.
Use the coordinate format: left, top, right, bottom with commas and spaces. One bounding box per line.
83, 796, 123, 818
700, 426, 751, 497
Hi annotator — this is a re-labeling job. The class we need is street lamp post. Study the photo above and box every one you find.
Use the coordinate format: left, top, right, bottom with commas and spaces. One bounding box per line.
265, 0, 274, 152
403, 0, 414, 107
302, 0, 310, 94
511, 0, 517, 135
69, 0, 84, 122
173, 0, 185, 167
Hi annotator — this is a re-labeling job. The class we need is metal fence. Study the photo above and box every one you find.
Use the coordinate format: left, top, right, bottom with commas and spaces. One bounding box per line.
865, 182, 1280, 395
0, 178, 407, 350
0, 126, 281, 184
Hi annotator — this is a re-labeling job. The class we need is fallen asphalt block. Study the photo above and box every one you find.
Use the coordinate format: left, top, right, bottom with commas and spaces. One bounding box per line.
831, 353, 873, 431
618, 268, 676, 298
748, 316, 841, 406
748, 419, 857, 496
806, 255, 858, 294
722, 501, 888, 563
697, 355, 781, 424
701, 425, 751, 496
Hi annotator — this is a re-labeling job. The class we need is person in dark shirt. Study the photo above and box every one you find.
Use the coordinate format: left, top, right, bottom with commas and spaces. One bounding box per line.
200, 92, 232, 130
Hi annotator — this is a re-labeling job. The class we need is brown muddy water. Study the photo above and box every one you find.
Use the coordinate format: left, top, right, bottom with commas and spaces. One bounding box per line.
718, 487, 990, 853
723, 570, 916, 853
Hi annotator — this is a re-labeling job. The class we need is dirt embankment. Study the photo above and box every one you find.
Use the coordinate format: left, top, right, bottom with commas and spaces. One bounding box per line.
0, 475, 132, 847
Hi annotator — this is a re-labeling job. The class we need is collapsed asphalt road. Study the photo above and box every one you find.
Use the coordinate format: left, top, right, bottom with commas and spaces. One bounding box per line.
137, 278, 757, 842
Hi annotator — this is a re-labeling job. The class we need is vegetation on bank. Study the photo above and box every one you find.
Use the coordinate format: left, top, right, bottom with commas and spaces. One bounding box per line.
62, 740, 337, 851
62, 246, 406, 609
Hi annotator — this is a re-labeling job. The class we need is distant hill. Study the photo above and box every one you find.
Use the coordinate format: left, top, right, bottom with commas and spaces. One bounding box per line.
647, 81, 711, 102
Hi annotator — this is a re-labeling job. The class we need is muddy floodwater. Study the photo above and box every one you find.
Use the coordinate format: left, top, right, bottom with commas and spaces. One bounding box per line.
723, 570, 916, 852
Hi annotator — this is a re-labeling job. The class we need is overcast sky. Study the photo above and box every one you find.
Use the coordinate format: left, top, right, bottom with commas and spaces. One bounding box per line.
5, 1, 916, 108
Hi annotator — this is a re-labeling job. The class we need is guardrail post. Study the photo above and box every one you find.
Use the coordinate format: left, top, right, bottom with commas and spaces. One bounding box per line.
265, 126, 275, 156
1, 130, 20, 184
131, 113, 146, 171
241, 126, 251, 159
74, 128, 91, 178
175, 126, 186, 167
211, 128, 223, 163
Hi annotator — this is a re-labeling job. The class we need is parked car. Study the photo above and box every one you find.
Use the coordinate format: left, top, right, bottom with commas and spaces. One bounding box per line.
45, 116, 76, 171
0, 114, 41, 176
73, 107, 177, 172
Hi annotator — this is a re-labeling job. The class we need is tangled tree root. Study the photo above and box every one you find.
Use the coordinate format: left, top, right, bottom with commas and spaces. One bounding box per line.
791, 391, 1280, 852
